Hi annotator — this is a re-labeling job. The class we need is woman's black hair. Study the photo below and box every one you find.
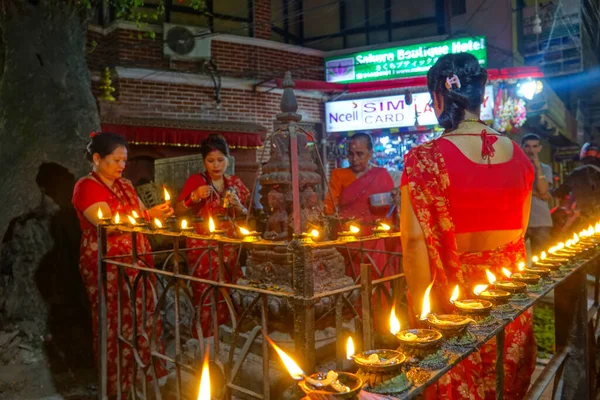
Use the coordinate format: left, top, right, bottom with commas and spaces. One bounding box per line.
200, 134, 230, 158
427, 53, 488, 131
85, 132, 128, 162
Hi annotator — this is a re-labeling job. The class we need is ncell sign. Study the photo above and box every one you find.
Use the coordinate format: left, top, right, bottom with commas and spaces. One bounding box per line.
325, 86, 494, 133
325, 37, 487, 84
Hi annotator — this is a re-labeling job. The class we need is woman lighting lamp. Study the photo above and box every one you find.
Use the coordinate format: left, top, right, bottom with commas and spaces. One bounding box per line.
71, 132, 173, 396
400, 54, 536, 399
175, 134, 250, 337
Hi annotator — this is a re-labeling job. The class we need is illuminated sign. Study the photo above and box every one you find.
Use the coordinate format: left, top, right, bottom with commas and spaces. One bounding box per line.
325, 37, 487, 84
325, 86, 494, 133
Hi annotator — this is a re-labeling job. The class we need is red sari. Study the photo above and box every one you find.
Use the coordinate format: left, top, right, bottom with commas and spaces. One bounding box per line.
72, 175, 165, 397
177, 173, 250, 336
403, 141, 536, 400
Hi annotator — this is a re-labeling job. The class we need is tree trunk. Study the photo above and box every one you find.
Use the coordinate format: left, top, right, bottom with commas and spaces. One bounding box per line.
0, 2, 100, 237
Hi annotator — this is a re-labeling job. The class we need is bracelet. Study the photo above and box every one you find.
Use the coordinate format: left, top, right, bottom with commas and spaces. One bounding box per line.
538, 175, 546, 179
184, 196, 195, 208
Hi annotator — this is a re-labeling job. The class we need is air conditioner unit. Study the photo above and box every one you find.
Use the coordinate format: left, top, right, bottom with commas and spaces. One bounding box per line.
163, 23, 211, 60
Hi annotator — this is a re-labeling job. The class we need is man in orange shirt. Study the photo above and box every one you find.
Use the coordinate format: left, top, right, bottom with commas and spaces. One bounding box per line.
324, 133, 394, 230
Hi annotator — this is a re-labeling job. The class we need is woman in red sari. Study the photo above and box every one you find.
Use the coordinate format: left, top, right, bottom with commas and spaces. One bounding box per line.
175, 134, 250, 337
72, 132, 173, 396
400, 54, 536, 399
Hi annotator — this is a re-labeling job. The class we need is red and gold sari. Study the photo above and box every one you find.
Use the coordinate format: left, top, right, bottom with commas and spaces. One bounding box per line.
72, 175, 165, 396
403, 141, 536, 400
177, 173, 250, 337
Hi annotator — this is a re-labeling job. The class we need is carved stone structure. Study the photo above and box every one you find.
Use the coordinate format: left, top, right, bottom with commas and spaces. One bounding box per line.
234, 73, 353, 327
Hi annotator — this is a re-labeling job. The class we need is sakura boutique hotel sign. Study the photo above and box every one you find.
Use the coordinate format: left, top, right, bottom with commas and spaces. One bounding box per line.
325, 86, 494, 133
325, 37, 487, 84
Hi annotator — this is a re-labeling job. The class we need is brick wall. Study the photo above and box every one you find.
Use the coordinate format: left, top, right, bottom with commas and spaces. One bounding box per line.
87, 27, 324, 81
253, 0, 271, 40
114, 78, 323, 128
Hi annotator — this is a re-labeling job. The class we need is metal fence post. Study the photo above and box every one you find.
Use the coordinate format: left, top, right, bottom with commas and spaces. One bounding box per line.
97, 223, 108, 400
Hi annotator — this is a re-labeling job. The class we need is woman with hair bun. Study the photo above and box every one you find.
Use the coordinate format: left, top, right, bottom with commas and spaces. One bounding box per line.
71, 132, 173, 396
400, 53, 536, 399
175, 134, 250, 336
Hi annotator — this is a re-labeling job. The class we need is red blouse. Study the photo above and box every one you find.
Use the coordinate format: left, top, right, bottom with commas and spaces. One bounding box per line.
402, 138, 534, 233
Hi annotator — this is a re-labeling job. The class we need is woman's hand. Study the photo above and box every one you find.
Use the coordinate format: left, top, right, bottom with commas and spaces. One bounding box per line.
192, 185, 213, 201
147, 202, 174, 220
228, 191, 247, 214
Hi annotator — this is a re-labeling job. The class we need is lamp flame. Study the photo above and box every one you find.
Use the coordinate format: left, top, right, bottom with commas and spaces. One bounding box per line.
98, 207, 104, 220
197, 350, 210, 400
181, 220, 189, 230
163, 187, 171, 202
265, 336, 305, 380
132, 210, 139, 219
390, 307, 401, 336
566, 239, 573, 247
349, 225, 360, 234
239, 226, 250, 235
502, 268, 512, 279
209, 216, 216, 233
485, 269, 497, 285
532, 256, 539, 263
379, 223, 391, 231
310, 229, 319, 238
473, 284, 488, 296
114, 212, 120, 224
557, 242, 565, 250
346, 337, 355, 360
450, 285, 459, 304
574, 233, 580, 243
419, 281, 434, 320
541, 251, 547, 260
518, 262, 525, 272
154, 218, 163, 228
596, 223, 600, 234
127, 215, 137, 225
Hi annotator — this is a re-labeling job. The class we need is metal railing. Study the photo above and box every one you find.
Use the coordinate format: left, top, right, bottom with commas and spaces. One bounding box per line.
96, 223, 600, 400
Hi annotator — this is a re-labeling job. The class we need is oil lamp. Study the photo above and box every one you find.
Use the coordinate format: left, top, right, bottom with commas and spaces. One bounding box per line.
239, 226, 260, 242
474, 272, 511, 305
425, 285, 472, 337
267, 336, 362, 399
372, 223, 391, 237
511, 262, 541, 284
97, 207, 111, 224
494, 268, 526, 294
180, 219, 194, 232
127, 214, 141, 227
338, 225, 360, 242
113, 212, 123, 225
153, 218, 164, 230
351, 333, 407, 392
131, 210, 145, 225
395, 282, 443, 358
208, 216, 225, 236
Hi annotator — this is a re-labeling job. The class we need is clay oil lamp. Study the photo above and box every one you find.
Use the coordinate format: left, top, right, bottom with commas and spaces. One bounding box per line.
521, 260, 551, 278
112, 211, 123, 226
130, 210, 146, 226
179, 219, 194, 233
531, 253, 561, 271
426, 285, 472, 338
495, 268, 527, 294
268, 336, 362, 399
239, 226, 260, 242
127, 214, 144, 228
579, 226, 598, 246
152, 218, 166, 231
294, 229, 320, 244
474, 271, 511, 305
208, 216, 225, 236
96, 207, 112, 225
372, 223, 391, 238
351, 334, 406, 389
338, 225, 360, 242
544, 246, 570, 264
511, 262, 541, 284
395, 282, 443, 358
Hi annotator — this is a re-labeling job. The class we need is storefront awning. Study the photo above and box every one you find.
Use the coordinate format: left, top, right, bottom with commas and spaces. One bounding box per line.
268, 66, 544, 94
100, 117, 266, 149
